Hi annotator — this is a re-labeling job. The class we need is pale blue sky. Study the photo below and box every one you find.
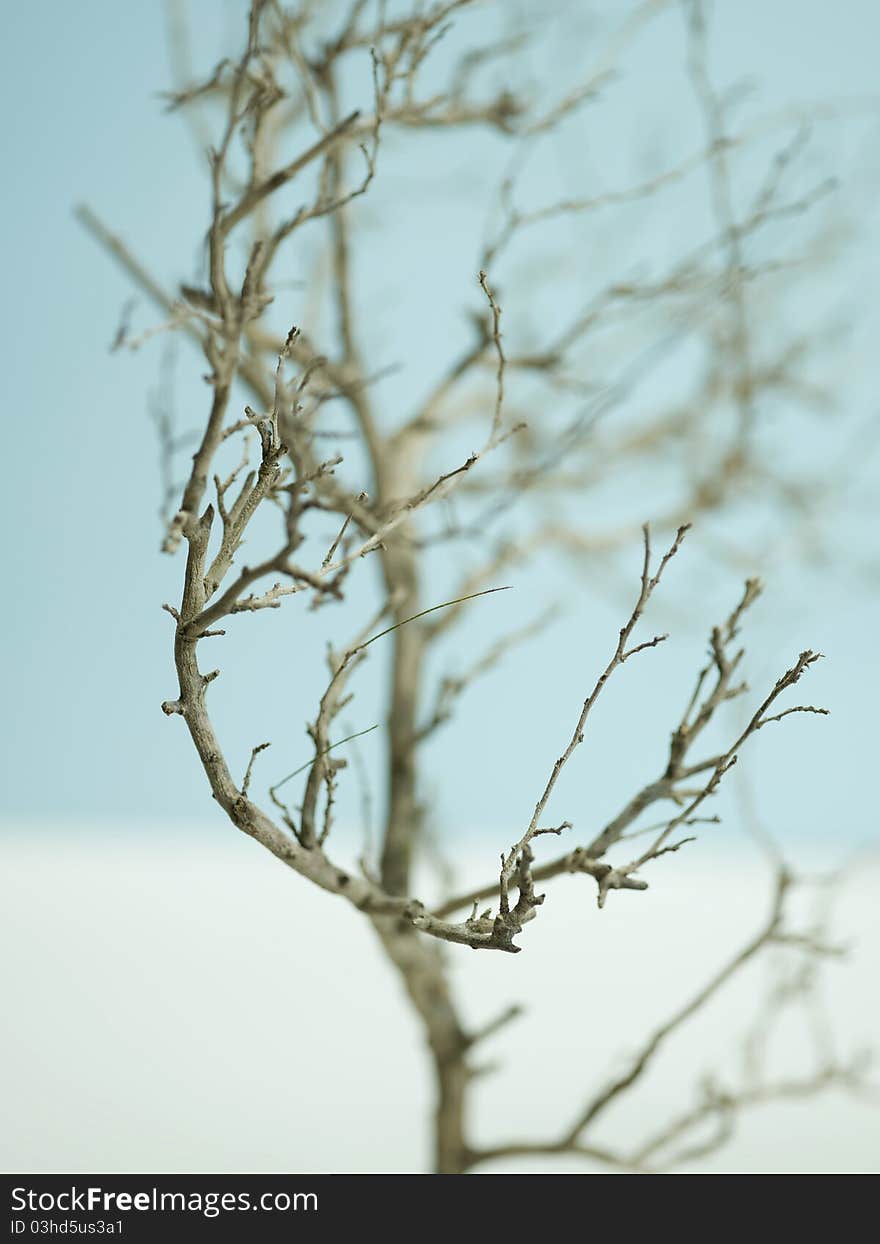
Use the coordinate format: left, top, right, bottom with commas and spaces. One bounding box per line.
1, 1, 878, 868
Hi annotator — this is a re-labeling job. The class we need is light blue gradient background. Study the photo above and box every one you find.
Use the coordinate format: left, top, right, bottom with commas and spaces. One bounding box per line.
1, 0, 878, 871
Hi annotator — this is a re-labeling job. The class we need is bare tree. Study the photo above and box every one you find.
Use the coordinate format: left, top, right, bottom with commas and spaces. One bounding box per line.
78, 0, 867, 1173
